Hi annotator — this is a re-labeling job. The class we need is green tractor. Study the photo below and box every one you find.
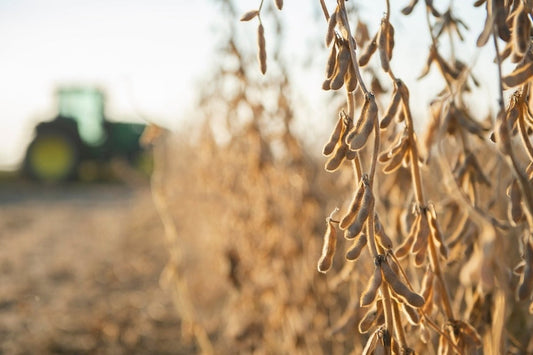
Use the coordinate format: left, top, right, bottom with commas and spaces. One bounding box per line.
23, 87, 149, 182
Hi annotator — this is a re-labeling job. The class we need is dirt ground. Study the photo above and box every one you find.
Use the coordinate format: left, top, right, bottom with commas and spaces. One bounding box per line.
0, 182, 193, 354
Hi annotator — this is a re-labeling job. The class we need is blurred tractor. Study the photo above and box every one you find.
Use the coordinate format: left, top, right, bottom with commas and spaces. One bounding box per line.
23, 87, 149, 182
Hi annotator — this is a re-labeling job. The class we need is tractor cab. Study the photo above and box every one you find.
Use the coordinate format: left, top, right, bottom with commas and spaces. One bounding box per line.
57, 87, 107, 147
24, 86, 148, 182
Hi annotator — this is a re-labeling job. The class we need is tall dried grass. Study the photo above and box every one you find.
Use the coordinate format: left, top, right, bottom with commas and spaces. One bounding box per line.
149, 0, 533, 353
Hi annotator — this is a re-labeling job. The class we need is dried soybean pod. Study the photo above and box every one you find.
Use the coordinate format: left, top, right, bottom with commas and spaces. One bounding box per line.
383, 143, 408, 174
518, 240, 533, 300
395, 214, 420, 259
402, 303, 420, 325
359, 34, 378, 67
325, 10, 337, 47
344, 61, 358, 92
240, 10, 259, 22
345, 148, 357, 160
386, 21, 395, 60
502, 61, 533, 88
411, 213, 429, 254
274, 0, 283, 10
360, 264, 383, 306
323, 113, 344, 156
257, 23, 267, 74
348, 185, 374, 238
325, 144, 347, 172
508, 179, 523, 224
358, 302, 381, 333
317, 218, 337, 273
380, 88, 402, 129
513, 4, 529, 55
325, 44, 338, 80
330, 44, 351, 90
427, 205, 448, 259
340, 180, 365, 229
346, 234, 368, 260
381, 261, 425, 307
348, 95, 378, 151
414, 245, 427, 267
378, 19, 390, 72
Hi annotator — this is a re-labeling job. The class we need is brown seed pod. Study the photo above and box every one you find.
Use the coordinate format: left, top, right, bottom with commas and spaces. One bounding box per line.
324, 44, 338, 81
330, 44, 351, 90
378, 19, 390, 72
347, 185, 374, 238
325, 10, 338, 47
240, 10, 259, 22
402, 303, 420, 325
358, 301, 382, 333
383, 143, 408, 174
257, 23, 267, 74
323, 113, 345, 156
386, 21, 395, 60
427, 205, 448, 259
396, 214, 420, 259
477, 13, 495, 47
347, 94, 378, 151
414, 245, 427, 267
359, 33, 378, 67
344, 60, 358, 92
381, 261, 425, 307
380, 88, 402, 129
274, 0, 283, 10
502, 61, 533, 89
325, 143, 347, 172
517, 240, 533, 300
411, 212, 428, 254
508, 179, 523, 225
346, 234, 368, 260
513, 4, 530, 55
360, 264, 383, 306
317, 218, 337, 273
340, 180, 365, 229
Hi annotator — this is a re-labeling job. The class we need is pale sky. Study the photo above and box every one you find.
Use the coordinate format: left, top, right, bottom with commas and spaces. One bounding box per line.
0, 0, 498, 169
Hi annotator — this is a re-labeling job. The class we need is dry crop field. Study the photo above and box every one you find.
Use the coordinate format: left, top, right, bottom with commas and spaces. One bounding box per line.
0, 183, 193, 354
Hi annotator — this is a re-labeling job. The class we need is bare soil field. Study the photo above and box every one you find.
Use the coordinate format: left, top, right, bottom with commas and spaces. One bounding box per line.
0, 182, 192, 354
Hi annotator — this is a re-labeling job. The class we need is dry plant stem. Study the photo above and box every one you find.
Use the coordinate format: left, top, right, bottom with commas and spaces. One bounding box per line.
319, 0, 330, 21
388, 252, 463, 354
347, 91, 363, 178
425, 6, 454, 95
402, 100, 455, 323
390, 293, 407, 347
493, 27, 533, 230
151, 141, 214, 355
436, 153, 510, 230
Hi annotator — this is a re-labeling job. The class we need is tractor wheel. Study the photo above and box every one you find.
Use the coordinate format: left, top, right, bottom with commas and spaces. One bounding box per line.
24, 133, 79, 182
